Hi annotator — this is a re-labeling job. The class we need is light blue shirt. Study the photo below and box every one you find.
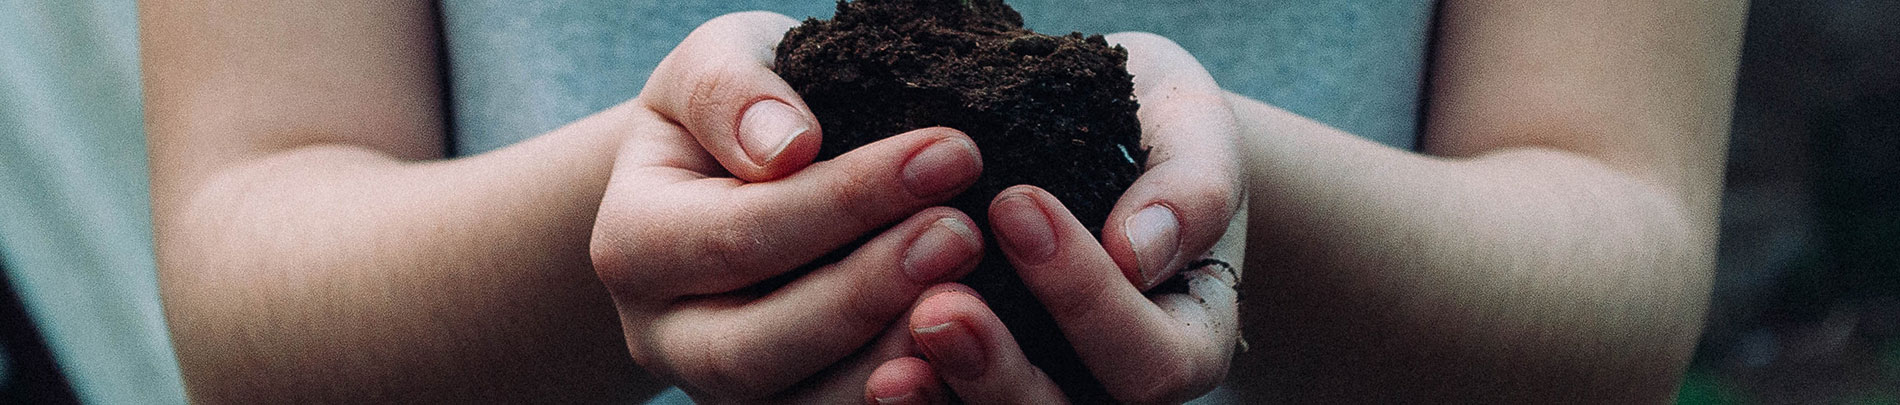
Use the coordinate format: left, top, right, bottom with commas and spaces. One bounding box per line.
1, 1, 183, 403
440, 1, 1432, 156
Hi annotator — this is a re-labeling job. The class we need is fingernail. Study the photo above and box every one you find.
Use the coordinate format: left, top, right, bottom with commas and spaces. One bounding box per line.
901, 138, 980, 198
991, 193, 1057, 264
1126, 204, 1180, 287
912, 320, 986, 381
874, 392, 918, 405
904, 217, 981, 284
738, 99, 810, 166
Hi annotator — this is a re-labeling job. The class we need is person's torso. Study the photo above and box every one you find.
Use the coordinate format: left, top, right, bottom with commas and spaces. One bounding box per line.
440, 0, 1433, 155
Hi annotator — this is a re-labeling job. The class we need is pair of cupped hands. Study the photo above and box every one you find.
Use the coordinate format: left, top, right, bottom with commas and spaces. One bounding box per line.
586, 12, 1245, 404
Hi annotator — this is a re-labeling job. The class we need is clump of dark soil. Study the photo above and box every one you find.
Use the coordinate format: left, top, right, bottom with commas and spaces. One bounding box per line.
775, 0, 1144, 399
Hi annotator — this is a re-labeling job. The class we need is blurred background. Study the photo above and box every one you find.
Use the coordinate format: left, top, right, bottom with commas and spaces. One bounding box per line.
1678, 1, 1900, 403
2, 1, 1896, 403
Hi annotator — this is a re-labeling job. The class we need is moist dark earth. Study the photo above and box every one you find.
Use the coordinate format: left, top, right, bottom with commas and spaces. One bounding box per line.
774, 0, 1145, 400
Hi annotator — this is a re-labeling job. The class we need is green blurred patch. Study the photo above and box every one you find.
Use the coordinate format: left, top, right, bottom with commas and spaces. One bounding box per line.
1843, 393, 1899, 405
1885, 339, 1900, 379
1676, 366, 1745, 405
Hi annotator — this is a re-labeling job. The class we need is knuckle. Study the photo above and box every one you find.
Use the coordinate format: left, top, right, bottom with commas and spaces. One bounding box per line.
588, 240, 631, 288
1109, 31, 1186, 55
703, 11, 786, 32
588, 211, 648, 293
683, 65, 743, 128
588, 226, 626, 275
834, 278, 898, 336
814, 163, 891, 228
673, 333, 779, 399
1120, 31, 1170, 45
683, 13, 752, 50
1042, 277, 1113, 324
1181, 175, 1240, 218
699, 12, 752, 32
700, 214, 765, 280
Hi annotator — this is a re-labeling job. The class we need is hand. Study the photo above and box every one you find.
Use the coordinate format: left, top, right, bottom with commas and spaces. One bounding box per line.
864, 32, 1248, 404
587, 12, 988, 401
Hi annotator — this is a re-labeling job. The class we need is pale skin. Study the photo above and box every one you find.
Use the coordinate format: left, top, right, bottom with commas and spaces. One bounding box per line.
143, 0, 1746, 404
142, 1, 652, 401
1228, 1, 1744, 401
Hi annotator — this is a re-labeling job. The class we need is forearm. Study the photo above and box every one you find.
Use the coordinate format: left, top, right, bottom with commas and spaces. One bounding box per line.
142, 0, 662, 399
1229, 95, 1713, 401
154, 110, 659, 402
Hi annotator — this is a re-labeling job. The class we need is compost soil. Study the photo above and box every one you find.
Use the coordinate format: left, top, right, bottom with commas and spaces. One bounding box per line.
774, 0, 1145, 400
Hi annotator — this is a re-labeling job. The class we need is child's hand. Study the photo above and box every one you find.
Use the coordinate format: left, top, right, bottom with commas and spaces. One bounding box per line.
865, 32, 1248, 404
587, 12, 986, 401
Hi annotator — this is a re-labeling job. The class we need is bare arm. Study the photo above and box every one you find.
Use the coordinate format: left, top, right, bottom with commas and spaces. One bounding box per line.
141, 1, 658, 401
1229, 1, 1744, 401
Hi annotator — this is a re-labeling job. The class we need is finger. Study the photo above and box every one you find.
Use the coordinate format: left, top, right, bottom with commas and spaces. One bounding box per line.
864, 357, 951, 405
990, 186, 1235, 403
764, 283, 944, 404
643, 11, 819, 181
676, 322, 926, 404
778, 283, 972, 404
648, 209, 983, 397
1097, 32, 1244, 290
594, 127, 981, 297
908, 289, 1069, 404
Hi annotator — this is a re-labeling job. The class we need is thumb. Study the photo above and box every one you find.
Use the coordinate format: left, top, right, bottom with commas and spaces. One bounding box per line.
643, 11, 819, 182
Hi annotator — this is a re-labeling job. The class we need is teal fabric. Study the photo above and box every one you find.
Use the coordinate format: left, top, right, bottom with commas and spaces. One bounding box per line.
440, 1, 1433, 156
0, 1, 188, 404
